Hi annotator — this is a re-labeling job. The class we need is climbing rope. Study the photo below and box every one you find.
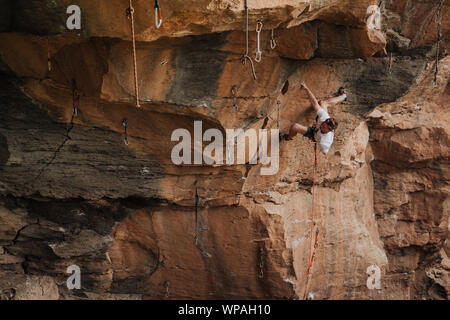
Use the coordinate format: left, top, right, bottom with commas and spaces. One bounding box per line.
122, 118, 129, 145
259, 247, 264, 278
270, 29, 277, 49
303, 228, 320, 300
194, 187, 199, 245
127, 0, 141, 108
71, 79, 79, 116
433, 0, 444, 87
255, 20, 263, 63
303, 143, 319, 299
46, 37, 52, 72
232, 85, 239, 112
241, 0, 257, 80
155, 0, 163, 29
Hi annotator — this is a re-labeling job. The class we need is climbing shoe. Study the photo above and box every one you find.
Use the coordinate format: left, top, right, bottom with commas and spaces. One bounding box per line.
338, 87, 348, 101
279, 133, 293, 141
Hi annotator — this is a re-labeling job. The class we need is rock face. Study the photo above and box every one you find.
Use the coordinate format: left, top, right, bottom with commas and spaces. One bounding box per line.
0, 0, 448, 300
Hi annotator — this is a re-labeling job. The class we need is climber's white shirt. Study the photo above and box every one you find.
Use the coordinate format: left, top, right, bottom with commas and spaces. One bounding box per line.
314, 108, 334, 154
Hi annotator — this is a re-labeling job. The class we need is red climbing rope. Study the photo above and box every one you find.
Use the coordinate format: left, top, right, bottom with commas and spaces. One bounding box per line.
303, 228, 320, 300
303, 143, 319, 300
127, 0, 141, 108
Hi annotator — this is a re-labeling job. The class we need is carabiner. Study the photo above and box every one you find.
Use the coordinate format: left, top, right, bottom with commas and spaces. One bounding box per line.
270, 29, 277, 49
255, 21, 263, 63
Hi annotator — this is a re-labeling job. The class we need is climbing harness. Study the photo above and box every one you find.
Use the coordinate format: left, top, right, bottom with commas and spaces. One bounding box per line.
232, 85, 239, 112
303, 143, 319, 299
194, 187, 199, 245
155, 0, 163, 29
122, 118, 129, 145
46, 37, 52, 72
71, 79, 79, 116
255, 20, 263, 63
433, 0, 444, 87
241, 0, 257, 80
259, 247, 264, 278
276, 100, 281, 129
270, 29, 277, 49
127, 0, 141, 108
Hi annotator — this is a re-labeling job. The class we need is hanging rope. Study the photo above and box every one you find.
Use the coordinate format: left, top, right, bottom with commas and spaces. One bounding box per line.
122, 118, 129, 145
270, 29, 277, 49
155, 0, 163, 28
241, 0, 257, 80
127, 0, 141, 108
303, 228, 320, 300
303, 143, 319, 300
255, 20, 263, 63
194, 187, 199, 245
71, 79, 79, 116
232, 85, 239, 112
433, 0, 444, 88
46, 37, 52, 72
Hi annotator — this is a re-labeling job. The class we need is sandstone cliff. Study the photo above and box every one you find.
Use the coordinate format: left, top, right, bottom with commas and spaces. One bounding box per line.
0, 0, 448, 300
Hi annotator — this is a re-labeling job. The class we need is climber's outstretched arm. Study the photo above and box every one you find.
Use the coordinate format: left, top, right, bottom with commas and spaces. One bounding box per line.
301, 82, 320, 113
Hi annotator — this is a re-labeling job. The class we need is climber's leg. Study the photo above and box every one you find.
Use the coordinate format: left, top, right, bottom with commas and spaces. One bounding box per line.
322, 94, 347, 106
288, 123, 310, 139
320, 88, 347, 110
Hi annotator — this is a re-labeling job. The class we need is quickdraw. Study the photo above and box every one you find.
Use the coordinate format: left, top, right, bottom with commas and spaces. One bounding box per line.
434, 0, 444, 87
122, 118, 129, 145
241, 0, 257, 80
46, 37, 52, 72
388, 52, 393, 74
270, 29, 276, 49
126, 0, 141, 108
231, 85, 239, 112
259, 247, 264, 278
71, 79, 79, 116
255, 20, 263, 63
164, 280, 170, 298
155, 0, 163, 29
276, 100, 281, 129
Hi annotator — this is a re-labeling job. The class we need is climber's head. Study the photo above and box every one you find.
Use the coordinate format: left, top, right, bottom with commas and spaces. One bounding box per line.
320, 118, 338, 133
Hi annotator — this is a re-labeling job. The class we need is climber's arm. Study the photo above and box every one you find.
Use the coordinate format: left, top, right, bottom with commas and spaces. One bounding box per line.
301, 82, 320, 113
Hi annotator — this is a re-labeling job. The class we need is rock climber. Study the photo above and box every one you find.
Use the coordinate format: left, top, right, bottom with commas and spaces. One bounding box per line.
280, 82, 347, 155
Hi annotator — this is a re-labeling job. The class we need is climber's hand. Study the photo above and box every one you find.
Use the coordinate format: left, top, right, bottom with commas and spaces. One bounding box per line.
300, 81, 307, 88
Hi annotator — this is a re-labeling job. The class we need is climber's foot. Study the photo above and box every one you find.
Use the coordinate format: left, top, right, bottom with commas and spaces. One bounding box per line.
279, 133, 293, 141
338, 87, 348, 101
